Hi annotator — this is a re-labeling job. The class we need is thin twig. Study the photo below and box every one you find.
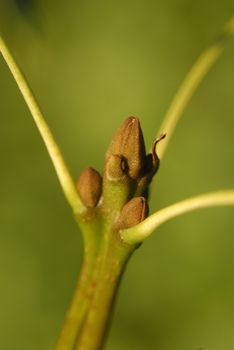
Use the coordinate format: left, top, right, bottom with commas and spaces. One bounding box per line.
0, 36, 85, 214
156, 17, 234, 159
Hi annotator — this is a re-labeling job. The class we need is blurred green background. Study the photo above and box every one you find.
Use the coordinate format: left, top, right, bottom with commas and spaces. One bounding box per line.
0, 1, 234, 349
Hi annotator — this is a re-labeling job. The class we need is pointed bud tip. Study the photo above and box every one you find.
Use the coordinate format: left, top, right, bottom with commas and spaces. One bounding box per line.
118, 116, 140, 126
76, 167, 102, 208
124, 116, 141, 128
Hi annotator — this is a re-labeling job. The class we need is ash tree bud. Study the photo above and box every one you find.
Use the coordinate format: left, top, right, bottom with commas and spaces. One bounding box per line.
105, 117, 146, 180
118, 197, 149, 229
76, 167, 102, 208
104, 116, 166, 198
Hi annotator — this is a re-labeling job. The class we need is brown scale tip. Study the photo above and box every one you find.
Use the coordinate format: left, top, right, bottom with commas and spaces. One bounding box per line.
151, 133, 166, 164
76, 167, 102, 208
118, 196, 149, 229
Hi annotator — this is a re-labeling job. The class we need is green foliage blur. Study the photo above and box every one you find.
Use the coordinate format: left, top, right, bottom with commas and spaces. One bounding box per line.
0, 1, 234, 349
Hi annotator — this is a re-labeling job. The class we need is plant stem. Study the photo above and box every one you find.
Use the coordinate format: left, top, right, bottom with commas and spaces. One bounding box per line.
156, 17, 234, 160
55, 217, 103, 350
0, 36, 84, 214
121, 189, 234, 244
54, 249, 95, 350
74, 230, 134, 350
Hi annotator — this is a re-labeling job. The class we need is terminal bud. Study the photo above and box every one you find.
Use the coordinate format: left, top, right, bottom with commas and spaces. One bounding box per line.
105, 117, 146, 179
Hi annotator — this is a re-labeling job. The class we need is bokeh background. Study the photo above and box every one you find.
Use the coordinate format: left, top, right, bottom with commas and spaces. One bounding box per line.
0, 1, 234, 349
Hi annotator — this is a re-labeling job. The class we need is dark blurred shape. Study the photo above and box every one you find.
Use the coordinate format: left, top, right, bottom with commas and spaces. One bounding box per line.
14, 0, 37, 16
12, 0, 43, 33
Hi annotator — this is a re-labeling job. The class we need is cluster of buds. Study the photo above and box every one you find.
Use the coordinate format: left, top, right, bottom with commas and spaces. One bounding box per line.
76, 117, 165, 230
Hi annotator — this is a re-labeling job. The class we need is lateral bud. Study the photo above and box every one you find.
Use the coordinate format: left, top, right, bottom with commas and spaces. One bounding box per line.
105, 154, 127, 181
76, 167, 102, 208
105, 117, 146, 179
118, 197, 149, 229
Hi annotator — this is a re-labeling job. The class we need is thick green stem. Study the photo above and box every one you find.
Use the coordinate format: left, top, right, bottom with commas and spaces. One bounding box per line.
54, 252, 94, 350
75, 231, 134, 350
55, 218, 102, 350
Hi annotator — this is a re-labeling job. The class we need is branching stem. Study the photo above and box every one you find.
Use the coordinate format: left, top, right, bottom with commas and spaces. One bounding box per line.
121, 190, 234, 244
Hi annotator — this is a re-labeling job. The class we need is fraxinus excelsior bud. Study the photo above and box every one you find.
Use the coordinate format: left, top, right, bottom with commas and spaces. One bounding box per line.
118, 197, 149, 229
76, 167, 102, 208
105, 117, 146, 180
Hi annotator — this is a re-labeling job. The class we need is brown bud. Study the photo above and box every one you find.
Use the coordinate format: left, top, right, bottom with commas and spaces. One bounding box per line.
118, 197, 149, 229
105, 117, 146, 179
105, 154, 127, 181
76, 167, 102, 208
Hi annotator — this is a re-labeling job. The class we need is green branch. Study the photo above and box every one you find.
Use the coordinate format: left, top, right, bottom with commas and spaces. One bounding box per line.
156, 17, 234, 159
121, 189, 234, 244
0, 36, 85, 214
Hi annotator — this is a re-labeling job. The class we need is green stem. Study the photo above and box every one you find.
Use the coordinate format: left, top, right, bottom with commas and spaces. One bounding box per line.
0, 36, 84, 214
156, 17, 234, 160
121, 189, 234, 245
54, 252, 94, 350
75, 231, 134, 350
55, 218, 102, 350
